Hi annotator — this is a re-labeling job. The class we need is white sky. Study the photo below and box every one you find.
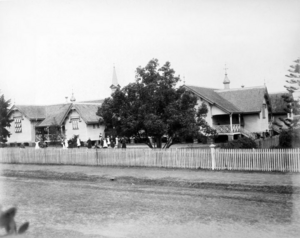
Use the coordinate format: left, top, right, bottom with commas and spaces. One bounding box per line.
0, 0, 300, 105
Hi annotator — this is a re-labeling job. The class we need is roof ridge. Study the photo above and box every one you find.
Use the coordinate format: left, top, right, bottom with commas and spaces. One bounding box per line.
216, 86, 265, 92
269, 91, 290, 95
185, 85, 219, 90
15, 103, 71, 107
74, 102, 102, 105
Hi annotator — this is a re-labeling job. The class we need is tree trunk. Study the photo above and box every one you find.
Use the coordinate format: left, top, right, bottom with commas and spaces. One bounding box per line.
156, 136, 162, 148
144, 141, 153, 148
164, 136, 176, 149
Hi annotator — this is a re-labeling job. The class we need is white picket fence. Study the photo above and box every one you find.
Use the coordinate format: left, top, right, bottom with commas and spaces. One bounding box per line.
0, 147, 299, 172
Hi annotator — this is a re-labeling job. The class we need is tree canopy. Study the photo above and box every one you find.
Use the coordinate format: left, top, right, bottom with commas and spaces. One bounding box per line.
281, 58, 300, 128
0, 94, 13, 143
97, 59, 216, 148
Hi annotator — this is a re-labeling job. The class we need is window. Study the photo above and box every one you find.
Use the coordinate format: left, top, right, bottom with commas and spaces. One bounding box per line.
14, 118, 22, 133
72, 119, 79, 130
93, 124, 99, 129
262, 104, 266, 119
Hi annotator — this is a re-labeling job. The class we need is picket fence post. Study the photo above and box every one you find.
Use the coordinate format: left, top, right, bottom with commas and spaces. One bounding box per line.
210, 144, 216, 170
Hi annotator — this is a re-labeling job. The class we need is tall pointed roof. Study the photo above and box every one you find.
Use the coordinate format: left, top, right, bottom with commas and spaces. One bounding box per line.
112, 66, 119, 87
110, 66, 120, 94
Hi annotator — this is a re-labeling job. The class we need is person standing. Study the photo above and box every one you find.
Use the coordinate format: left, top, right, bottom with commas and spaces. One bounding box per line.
35, 140, 40, 149
116, 136, 121, 149
87, 138, 92, 149
77, 135, 81, 149
103, 137, 108, 148
99, 133, 103, 148
107, 136, 111, 147
64, 138, 69, 149
121, 137, 126, 149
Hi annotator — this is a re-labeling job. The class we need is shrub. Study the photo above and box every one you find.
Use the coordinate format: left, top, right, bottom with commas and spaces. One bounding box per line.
197, 134, 208, 144
221, 137, 257, 149
279, 128, 300, 148
183, 135, 194, 143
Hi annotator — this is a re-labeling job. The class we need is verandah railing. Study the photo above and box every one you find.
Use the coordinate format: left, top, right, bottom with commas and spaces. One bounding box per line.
213, 124, 240, 133
0, 148, 299, 172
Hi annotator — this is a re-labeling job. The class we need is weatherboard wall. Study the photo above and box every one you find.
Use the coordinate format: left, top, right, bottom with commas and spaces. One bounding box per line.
86, 125, 105, 141
7, 110, 33, 143
64, 110, 87, 141
196, 98, 213, 126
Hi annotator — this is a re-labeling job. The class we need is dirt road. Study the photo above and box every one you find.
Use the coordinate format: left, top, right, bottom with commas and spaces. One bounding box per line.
0, 164, 300, 238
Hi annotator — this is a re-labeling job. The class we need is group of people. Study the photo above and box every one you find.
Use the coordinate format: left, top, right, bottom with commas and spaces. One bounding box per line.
87, 133, 127, 149
255, 130, 271, 140
60, 135, 81, 149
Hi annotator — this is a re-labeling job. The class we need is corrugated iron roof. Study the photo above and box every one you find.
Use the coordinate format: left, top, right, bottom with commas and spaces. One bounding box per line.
37, 104, 72, 127
185, 85, 242, 113
78, 99, 104, 104
13, 102, 102, 127
12, 105, 46, 119
74, 104, 101, 124
216, 87, 267, 113
185, 85, 270, 114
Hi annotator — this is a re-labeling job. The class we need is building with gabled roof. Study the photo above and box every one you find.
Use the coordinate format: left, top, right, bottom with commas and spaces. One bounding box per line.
185, 73, 274, 141
6, 66, 121, 145
7, 102, 104, 144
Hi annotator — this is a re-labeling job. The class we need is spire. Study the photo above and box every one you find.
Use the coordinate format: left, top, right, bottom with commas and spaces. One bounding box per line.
110, 66, 120, 94
112, 66, 118, 86
223, 64, 230, 89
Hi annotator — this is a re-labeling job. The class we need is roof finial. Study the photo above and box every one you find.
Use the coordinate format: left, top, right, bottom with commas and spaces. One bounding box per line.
183, 76, 185, 85
224, 64, 228, 75
112, 65, 118, 86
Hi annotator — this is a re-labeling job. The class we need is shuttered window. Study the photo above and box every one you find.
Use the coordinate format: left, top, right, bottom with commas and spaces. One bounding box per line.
72, 119, 79, 130
14, 118, 22, 133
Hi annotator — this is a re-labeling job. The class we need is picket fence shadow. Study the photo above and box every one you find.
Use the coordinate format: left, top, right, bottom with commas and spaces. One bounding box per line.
0, 147, 299, 172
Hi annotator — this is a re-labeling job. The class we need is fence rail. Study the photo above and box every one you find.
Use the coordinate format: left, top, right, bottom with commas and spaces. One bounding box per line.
0, 147, 299, 172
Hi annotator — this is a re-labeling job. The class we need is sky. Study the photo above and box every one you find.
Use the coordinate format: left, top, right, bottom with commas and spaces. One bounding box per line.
0, 0, 300, 105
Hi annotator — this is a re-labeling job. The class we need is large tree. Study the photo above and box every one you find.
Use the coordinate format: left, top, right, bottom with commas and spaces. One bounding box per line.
0, 94, 13, 143
281, 58, 300, 128
97, 59, 216, 148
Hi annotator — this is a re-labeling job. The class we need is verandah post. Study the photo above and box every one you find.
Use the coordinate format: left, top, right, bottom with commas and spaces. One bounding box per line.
210, 144, 216, 170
